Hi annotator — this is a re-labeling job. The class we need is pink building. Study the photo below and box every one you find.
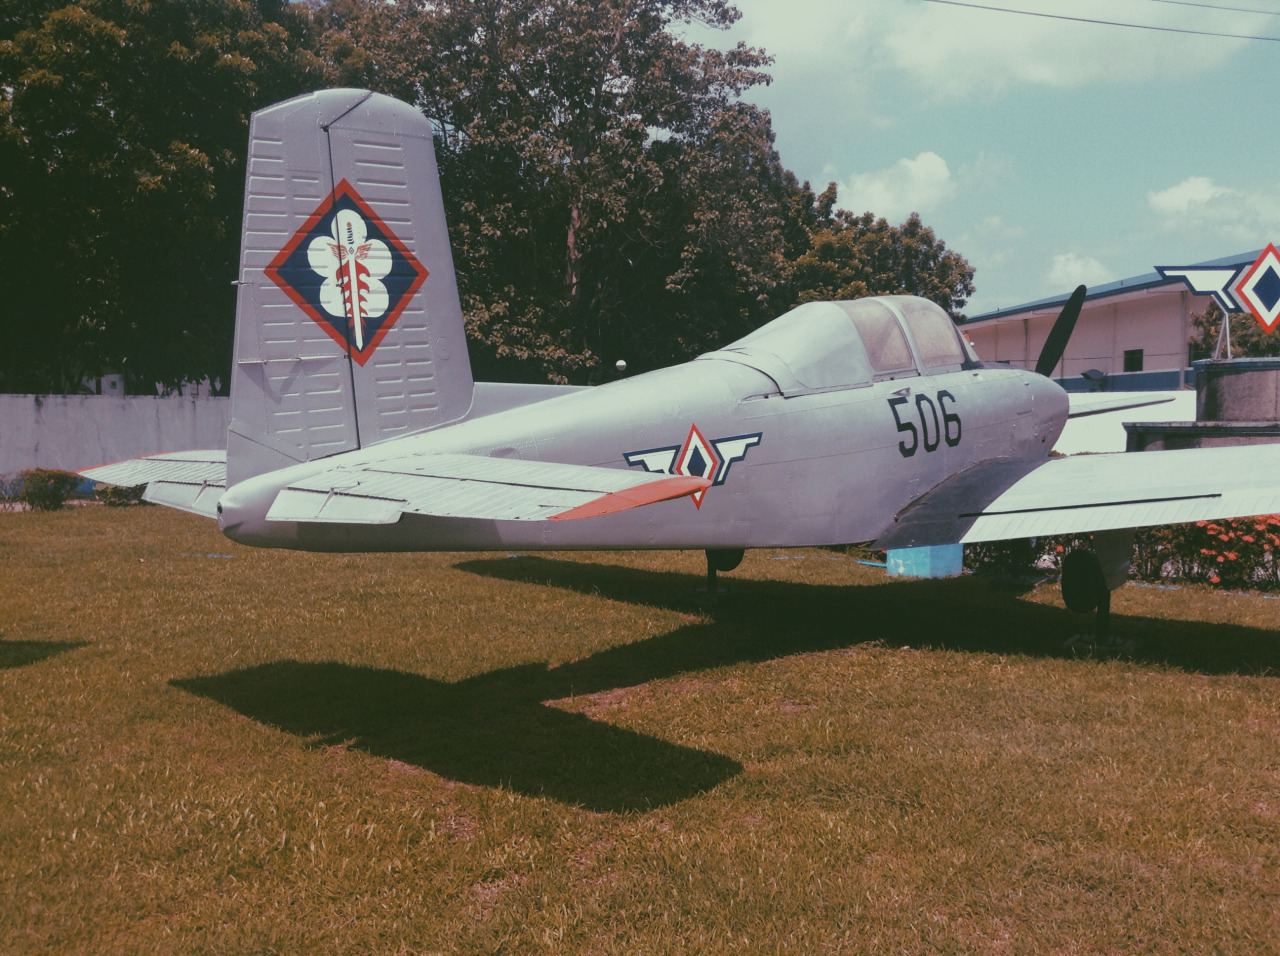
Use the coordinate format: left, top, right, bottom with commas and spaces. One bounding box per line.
959, 250, 1261, 391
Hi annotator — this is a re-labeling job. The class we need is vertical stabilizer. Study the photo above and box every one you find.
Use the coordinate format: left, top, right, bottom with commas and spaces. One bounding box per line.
227, 89, 474, 486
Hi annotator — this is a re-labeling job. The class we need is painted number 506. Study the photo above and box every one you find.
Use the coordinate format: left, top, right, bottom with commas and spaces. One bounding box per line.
888, 390, 960, 458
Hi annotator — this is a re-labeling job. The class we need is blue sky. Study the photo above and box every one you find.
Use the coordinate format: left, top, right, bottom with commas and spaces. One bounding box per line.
687, 0, 1280, 315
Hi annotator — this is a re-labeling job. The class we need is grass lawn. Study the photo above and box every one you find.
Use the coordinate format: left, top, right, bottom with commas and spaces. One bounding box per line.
2, 506, 1278, 954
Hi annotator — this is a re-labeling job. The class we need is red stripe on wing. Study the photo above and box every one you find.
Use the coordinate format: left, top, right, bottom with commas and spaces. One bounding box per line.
549, 475, 711, 521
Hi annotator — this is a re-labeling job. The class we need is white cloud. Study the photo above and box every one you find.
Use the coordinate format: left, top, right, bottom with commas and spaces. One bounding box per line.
1148, 176, 1280, 240
956, 153, 1015, 194
1045, 253, 1115, 290
1147, 176, 1232, 215
951, 216, 1025, 272
710, 0, 1262, 100
839, 151, 956, 222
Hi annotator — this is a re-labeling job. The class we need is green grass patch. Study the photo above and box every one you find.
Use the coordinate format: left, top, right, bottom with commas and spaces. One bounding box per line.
2, 508, 1279, 953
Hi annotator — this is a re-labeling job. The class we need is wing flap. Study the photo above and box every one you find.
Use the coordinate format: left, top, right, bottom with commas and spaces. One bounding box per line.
876, 444, 1280, 548
80, 452, 227, 519
265, 452, 710, 524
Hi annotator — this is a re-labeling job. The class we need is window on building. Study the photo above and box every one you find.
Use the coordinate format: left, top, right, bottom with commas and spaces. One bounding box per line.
1123, 348, 1144, 373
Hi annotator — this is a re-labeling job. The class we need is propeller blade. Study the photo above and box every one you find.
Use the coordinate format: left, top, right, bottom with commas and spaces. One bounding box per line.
1034, 284, 1086, 378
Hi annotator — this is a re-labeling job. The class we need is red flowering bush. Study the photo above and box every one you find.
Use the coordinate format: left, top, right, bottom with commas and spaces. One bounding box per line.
1191, 516, 1280, 589
964, 516, 1280, 591
1132, 522, 1213, 582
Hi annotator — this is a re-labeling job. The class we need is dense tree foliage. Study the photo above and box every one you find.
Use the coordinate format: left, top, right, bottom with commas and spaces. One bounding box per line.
318, 0, 790, 381
0, 0, 321, 393
1189, 303, 1280, 361
781, 208, 975, 318
1, 0, 975, 392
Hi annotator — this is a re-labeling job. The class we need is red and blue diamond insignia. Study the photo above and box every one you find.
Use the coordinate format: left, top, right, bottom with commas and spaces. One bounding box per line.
1158, 244, 1280, 336
264, 179, 428, 365
624, 425, 762, 508
1234, 243, 1280, 334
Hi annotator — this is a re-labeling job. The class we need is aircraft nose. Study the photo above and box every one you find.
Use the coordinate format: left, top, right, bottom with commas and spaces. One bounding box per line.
1029, 373, 1070, 448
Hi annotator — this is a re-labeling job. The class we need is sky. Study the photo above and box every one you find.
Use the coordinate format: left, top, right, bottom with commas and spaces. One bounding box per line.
684, 0, 1280, 316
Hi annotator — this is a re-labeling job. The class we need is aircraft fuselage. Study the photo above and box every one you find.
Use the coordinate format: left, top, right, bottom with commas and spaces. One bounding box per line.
218, 359, 1067, 552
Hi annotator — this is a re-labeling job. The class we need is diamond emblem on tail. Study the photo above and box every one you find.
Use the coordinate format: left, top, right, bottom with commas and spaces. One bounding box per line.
265, 180, 428, 365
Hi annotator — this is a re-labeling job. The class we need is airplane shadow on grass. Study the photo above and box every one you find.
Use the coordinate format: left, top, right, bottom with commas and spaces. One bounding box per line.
174, 659, 743, 814
0, 640, 87, 670
173, 555, 1280, 814
457, 555, 1280, 679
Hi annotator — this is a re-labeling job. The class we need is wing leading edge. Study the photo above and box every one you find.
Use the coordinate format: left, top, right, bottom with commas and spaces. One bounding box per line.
875, 443, 1280, 550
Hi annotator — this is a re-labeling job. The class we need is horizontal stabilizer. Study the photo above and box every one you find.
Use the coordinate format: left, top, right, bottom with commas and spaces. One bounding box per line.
876, 443, 1280, 549
80, 452, 227, 519
265, 453, 710, 524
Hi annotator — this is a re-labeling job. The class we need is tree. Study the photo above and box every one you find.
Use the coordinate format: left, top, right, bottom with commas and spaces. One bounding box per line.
0, 0, 322, 393
318, 0, 782, 382
1189, 303, 1280, 361
2, 0, 978, 391
779, 204, 975, 319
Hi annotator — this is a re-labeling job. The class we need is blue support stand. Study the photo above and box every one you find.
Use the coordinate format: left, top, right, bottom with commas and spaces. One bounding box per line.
885, 545, 964, 579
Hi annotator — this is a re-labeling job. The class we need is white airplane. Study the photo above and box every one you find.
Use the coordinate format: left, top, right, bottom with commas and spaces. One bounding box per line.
83, 89, 1280, 633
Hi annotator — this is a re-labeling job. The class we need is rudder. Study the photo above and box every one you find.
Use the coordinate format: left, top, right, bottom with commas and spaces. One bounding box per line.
227, 89, 473, 487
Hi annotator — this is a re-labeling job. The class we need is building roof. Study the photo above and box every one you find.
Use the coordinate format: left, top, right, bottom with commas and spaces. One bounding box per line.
961, 248, 1263, 326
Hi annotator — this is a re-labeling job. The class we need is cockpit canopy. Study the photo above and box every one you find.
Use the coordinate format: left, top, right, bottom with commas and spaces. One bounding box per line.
703, 296, 973, 395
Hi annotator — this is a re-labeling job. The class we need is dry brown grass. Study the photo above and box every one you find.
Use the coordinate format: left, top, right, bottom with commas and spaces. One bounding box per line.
2, 507, 1279, 954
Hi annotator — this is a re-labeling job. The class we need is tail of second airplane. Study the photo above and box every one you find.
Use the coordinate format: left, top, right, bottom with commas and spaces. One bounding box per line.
225, 89, 475, 487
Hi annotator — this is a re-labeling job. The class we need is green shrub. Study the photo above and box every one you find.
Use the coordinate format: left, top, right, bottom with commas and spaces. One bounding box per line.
964, 534, 1090, 577
16, 469, 83, 511
96, 483, 149, 507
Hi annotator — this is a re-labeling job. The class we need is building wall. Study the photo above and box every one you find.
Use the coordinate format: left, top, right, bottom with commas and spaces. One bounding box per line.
964, 287, 1204, 388
0, 395, 230, 475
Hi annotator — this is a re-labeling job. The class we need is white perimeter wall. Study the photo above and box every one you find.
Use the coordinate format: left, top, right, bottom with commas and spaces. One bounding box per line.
0, 395, 230, 474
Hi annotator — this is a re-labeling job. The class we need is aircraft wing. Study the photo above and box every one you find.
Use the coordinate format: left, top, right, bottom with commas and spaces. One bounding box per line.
875, 443, 1280, 549
264, 452, 710, 524
81, 452, 227, 518
1067, 392, 1176, 418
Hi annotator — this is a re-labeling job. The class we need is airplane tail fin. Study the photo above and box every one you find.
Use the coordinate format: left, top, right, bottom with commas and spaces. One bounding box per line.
226, 89, 474, 487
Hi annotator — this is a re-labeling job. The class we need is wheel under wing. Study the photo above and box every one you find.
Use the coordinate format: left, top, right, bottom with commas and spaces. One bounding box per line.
875, 443, 1280, 550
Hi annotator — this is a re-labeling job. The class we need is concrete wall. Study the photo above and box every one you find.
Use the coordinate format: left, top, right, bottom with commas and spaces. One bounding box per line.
0, 394, 230, 474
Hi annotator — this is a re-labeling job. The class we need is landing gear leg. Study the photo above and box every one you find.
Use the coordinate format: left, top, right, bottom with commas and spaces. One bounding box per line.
1095, 587, 1111, 645
1061, 540, 1128, 650
703, 548, 744, 599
